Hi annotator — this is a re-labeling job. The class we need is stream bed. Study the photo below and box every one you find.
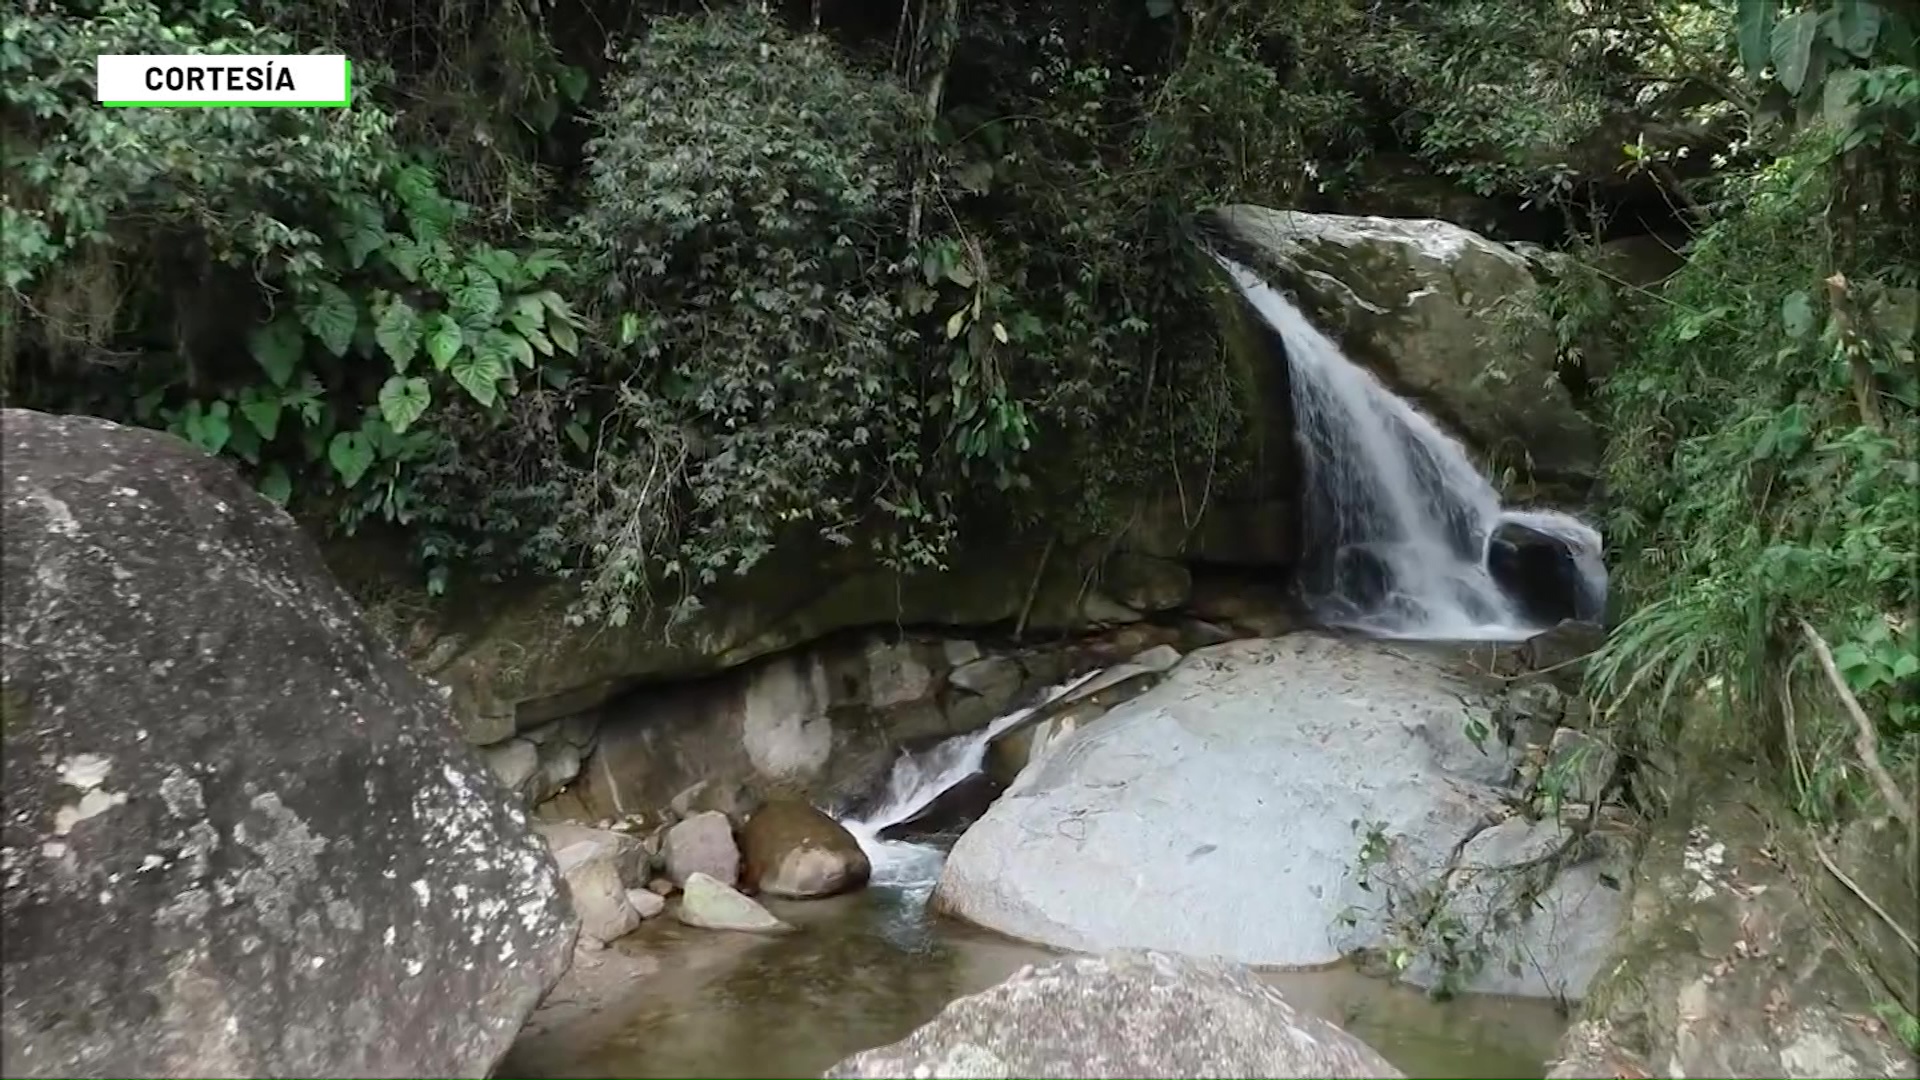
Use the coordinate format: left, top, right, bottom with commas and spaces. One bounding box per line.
501, 835, 1568, 1078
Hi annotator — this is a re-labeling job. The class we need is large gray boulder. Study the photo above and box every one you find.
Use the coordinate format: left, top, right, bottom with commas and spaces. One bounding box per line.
822, 950, 1405, 1078
0, 410, 575, 1078
1206, 206, 1597, 483
934, 634, 1622, 986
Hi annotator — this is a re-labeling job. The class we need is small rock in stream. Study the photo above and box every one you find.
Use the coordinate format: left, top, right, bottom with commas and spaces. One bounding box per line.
625, 888, 667, 920
676, 872, 792, 934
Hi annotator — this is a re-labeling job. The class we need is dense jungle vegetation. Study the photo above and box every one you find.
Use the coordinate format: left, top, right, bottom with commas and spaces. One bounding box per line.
2, 1, 1915, 855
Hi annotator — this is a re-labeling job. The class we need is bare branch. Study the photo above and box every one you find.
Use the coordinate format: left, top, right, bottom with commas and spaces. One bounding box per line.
1798, 619, 1917, 851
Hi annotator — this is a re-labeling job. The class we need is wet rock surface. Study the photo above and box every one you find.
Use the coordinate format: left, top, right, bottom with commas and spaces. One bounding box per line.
0, 409, 573, 1078
821, 950, 1406, 1079
1488, 520, 1606, 626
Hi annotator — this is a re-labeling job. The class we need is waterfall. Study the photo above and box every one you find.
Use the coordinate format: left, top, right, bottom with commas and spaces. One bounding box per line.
1214, 255, 1601, 640
839, 669, 1102, 892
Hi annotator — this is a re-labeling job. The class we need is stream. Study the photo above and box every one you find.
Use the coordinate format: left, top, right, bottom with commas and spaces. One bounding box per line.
502, 673, 1570, 1078
501, 834, 1565, 1078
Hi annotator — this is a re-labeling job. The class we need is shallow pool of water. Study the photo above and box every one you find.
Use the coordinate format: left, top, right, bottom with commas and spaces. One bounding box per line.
502, 860, 1567, 1079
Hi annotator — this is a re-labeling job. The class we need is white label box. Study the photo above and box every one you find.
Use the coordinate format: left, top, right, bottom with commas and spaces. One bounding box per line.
96, 54, 351, 106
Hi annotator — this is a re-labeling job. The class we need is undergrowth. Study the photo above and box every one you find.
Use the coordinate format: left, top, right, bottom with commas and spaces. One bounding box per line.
1587, 124, 1919, 824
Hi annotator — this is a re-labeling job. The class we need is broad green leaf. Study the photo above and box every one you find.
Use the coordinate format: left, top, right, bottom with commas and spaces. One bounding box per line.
509, 294, 546, 337
238, 386, 282, 441
945, 309, 966, 340
1782, 291, 1815, 338
360, 414, 401, 457
258, 463, 292, 507
1771, 11, 1820, 94
565, 418, 591, 453
425, 314, 463, 371
452, 266, 502, 326
535, 290, 577, 325
946, 262, 976, 288
377, 375, 431, 433
450, 343, 509, 407
392, 163, 439, 214
247, 316, 304, 387
1738, 0, 1781, 78
991, 321, 1009, 344
521, 248, 568, 280
1831, 641, 1870, 670
548, 319, 579, 356
471, 247, 520, 285
328, 430, 375, 488
183, 400, 231, 455
475, 328, 519, 372
383, 235, 426, 282
226, 420, 261, 464
335, 194, 386, 269
557, 64, 589, 103
422, 250, 460, 295
504, 331, 535, 370
525, 326, 555, 356
375, 297, 423, 372
1822, 67, 1868, 130
1829, 0, 1883, 57
297, 281, 358, 358
618, 311, 642, 346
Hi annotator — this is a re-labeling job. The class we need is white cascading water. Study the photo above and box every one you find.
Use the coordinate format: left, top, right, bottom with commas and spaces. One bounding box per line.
839, 670, 1103, 896
1214, 255, 1602, 640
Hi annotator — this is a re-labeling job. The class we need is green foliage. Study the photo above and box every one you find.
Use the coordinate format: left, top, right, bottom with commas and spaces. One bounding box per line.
1875, 1000, 1920, 1056
5, 0, 1290, 622
2, 0, 593, 591
568, 12, 928, 623
1735, 0, 1920, 143
1586, 125, 1919, 820
561, 6, 1271, 625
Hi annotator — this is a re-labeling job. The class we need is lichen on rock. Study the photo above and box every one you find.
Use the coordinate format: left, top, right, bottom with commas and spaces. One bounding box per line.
0, 408, 576, 1078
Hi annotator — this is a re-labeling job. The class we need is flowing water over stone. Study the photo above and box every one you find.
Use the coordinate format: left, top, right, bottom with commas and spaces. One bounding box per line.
839, 670, 1101, 896
1214, 256, 1602, 640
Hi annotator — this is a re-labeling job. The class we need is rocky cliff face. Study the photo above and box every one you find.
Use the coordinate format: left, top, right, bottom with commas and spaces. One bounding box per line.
0, 409, 574, 1078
